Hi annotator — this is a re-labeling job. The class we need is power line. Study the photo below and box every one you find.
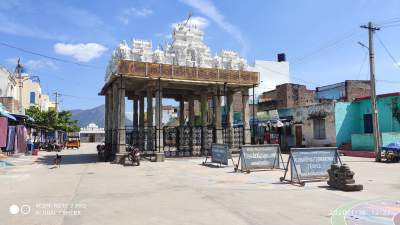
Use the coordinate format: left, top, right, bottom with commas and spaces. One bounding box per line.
382, 24, 400, 28
0, 41, 103, 70
291, 18, 400, 67
376, 34, 400, 70
356, 50, 369, 79
376, 17, 400, 26
291, 29, 360, 65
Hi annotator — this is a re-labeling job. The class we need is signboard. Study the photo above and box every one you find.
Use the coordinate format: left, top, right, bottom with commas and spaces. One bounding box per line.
238, 145, 282, 172
211, 144, 230, 165
280, 147, 341, 186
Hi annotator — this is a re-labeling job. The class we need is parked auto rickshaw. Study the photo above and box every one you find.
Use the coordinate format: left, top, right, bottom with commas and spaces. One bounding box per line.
65, 136, 80, 149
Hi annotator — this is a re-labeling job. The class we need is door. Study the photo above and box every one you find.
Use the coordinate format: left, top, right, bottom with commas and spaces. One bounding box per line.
295, 126, 302, 147
89, 134, 95, 142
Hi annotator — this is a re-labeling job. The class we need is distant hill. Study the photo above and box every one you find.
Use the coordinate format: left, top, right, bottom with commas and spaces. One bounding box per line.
70, 104, 132, 128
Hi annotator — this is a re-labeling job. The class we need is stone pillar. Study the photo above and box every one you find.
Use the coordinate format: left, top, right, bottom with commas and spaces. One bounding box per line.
115, 78, 126, 163
179, 97, 185, 126
146, 85, 154, 152
200, 90, 208, 151
241, 88, 251, 145
139, 95, 145, 150
112, 82, 118, 155
213, 90, 223, 144
155, 84, 164, 162
188, 96, 195, 126
105, 90, 110, 147
139, 95, 145, 128
226, 90, 234, 148
133, 98, 138, 128
147, 87, 153, 127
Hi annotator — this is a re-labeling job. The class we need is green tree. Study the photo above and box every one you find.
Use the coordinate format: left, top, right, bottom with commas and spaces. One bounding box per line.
26, 106, 80, 132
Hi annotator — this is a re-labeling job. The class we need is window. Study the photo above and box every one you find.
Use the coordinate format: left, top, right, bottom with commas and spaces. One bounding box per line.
30, 92, 36, 104
313, 118, 326, 139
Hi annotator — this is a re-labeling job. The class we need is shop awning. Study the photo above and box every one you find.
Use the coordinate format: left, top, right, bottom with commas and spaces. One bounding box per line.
0, 110, 16, 121
10, 113, 34, 122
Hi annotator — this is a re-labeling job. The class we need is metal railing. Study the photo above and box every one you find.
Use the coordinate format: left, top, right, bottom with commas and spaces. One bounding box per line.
104, 125, 250, 158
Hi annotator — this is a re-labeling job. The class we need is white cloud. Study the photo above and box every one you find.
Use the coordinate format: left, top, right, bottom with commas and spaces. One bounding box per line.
118, 7, 153, 25
171, 16, 209, 29
180, 0, 248, 54
54, 43, 107, 62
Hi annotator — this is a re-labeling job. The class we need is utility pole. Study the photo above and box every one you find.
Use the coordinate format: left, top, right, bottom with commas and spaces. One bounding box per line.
53, 91, 61, 144
15, 58, 23, 113
361, 22, 382, 162
53, 92, 61, 113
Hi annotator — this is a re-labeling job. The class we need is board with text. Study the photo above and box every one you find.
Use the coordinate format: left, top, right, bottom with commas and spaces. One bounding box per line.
237, 144, 284, 172
280, 147, 341, 186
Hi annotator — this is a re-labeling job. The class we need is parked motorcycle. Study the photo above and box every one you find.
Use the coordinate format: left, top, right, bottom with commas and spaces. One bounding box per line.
47, 141, 62, 152
126, 145, 141, 166
97, 143, 106, 161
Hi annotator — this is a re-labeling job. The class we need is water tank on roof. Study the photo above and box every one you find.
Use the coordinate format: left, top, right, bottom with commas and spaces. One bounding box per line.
277, 53, 286, 62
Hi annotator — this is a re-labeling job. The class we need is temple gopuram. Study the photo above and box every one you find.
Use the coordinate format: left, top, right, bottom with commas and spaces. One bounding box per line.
99, 17, 259, 163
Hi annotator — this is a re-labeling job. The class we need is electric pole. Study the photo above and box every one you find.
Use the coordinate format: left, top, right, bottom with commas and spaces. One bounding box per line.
53, 91, 61, 144
15, 58, 23, 113
53, 91, 61, 113
361, 22, 382, 162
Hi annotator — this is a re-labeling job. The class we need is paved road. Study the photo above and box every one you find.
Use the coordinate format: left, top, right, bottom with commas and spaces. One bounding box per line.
1, 143, 399, 225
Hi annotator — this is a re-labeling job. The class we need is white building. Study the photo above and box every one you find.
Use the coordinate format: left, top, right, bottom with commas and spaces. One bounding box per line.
0, 65, 19, 113
79, 123, 105, 143
250, 54, 290, 98
18, 75, 55, 112
0, 62, 55, 113
162, 105, 178, 124
0, 66, 17, 99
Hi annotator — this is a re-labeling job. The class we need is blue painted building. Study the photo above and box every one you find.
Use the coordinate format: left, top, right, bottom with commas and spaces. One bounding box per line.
335, 92, 400, 150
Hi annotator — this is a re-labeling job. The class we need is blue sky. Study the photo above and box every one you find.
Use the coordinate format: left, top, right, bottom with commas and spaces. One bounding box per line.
0, 0, 399, 110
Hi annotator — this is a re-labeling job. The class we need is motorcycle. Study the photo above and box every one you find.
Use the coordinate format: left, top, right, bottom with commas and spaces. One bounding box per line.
126, 145, 141, 166
96, 143, 106, 161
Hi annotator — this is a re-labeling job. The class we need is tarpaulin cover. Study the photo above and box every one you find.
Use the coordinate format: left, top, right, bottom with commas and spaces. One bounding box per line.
383, 141, 400, 151
0, 110, 16, 121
